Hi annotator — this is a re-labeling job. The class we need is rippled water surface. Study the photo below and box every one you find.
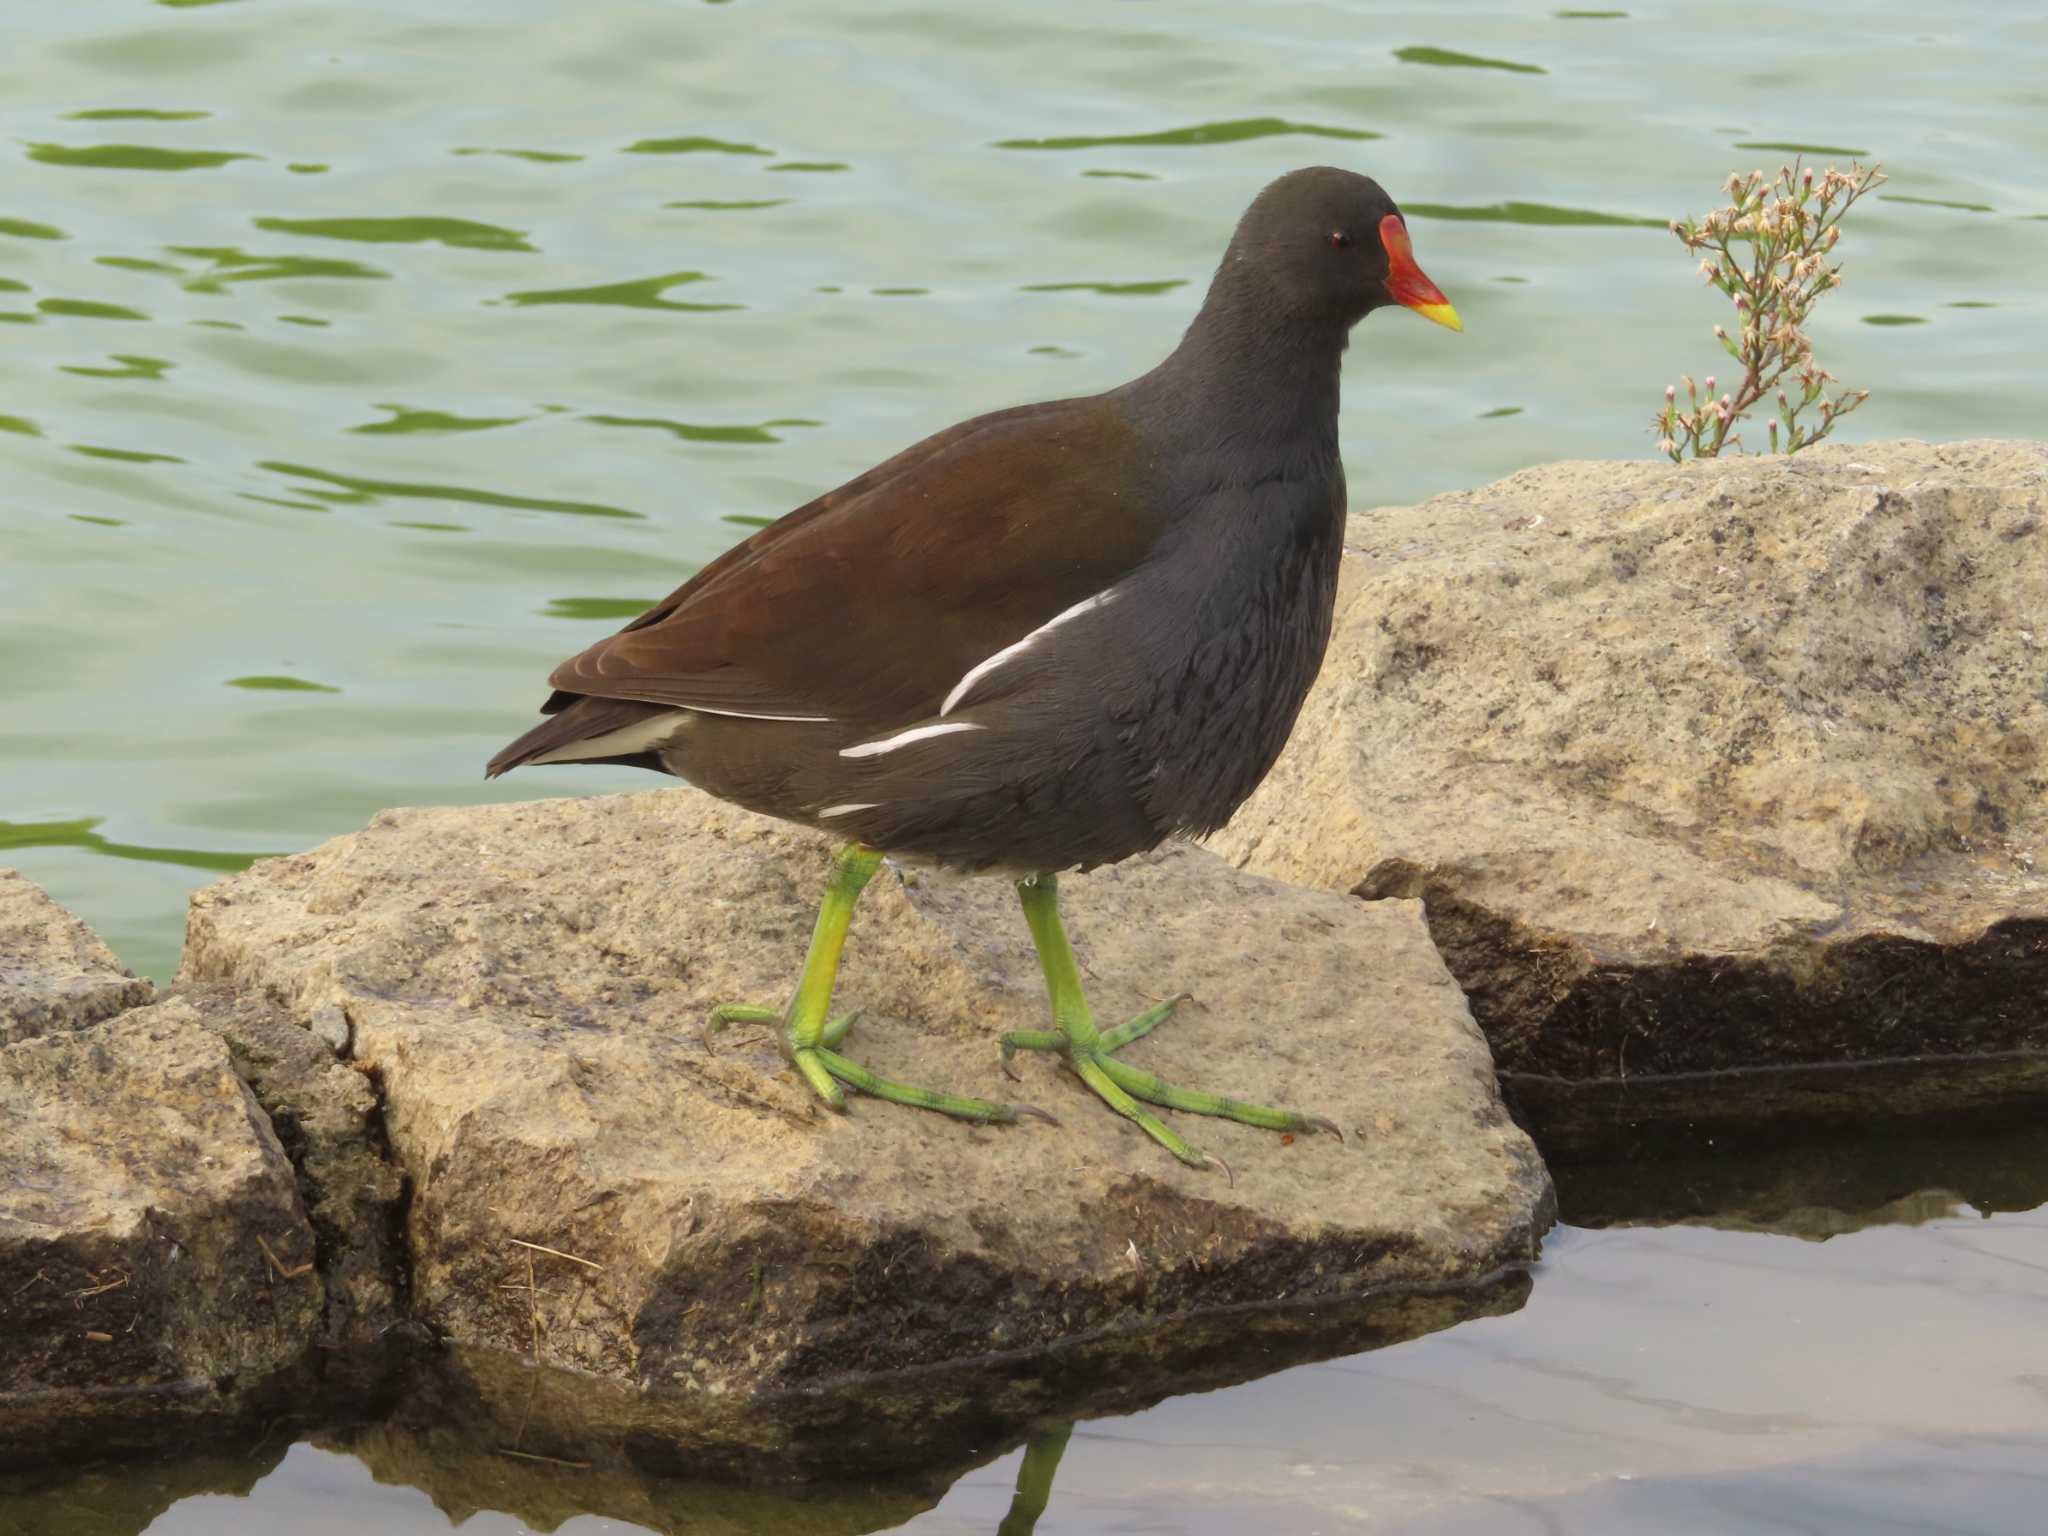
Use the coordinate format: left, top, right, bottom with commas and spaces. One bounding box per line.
6, 2, 2047, 1532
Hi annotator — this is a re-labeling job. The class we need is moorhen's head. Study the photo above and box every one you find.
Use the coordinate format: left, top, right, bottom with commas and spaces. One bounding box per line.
1213, 166, 1461, 333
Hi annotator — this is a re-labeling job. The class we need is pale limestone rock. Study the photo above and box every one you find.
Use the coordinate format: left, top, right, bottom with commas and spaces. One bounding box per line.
1215, 440, 2048, 1100
180, 788, 1548, 1470
0, 998, 321, 1465
0, 868, 152, 1045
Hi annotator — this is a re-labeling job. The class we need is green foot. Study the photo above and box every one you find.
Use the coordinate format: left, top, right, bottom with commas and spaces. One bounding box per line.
710, 1002, 1035, 1123
1009, 877, 1342, 1175
703, 844, 1049, 1130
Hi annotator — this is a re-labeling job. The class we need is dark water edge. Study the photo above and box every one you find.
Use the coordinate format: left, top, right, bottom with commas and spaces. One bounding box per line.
1, 1267, 1533, 1531
8, 1099, 2045, 1533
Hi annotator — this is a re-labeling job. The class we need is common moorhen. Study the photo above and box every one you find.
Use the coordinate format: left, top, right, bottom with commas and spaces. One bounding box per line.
488, 166, 1460, 1170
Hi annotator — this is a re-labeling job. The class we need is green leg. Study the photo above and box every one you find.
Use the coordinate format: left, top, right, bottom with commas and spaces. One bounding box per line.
705, 843, 1033, 1126
1006, 873, 1340, 1171
997, 1421, 1075, 1536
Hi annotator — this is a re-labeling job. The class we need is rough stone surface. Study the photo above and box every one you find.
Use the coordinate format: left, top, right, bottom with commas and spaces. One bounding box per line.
180, 789, 1549, 1469
0, 868, 153, 1046
1215, 441, 2048, 1111
173, 982, 408, 1352
0, 998, 323, 1467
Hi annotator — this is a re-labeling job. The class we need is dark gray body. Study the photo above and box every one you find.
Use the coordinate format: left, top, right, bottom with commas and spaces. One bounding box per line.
489, 166, 1411, 877
674, 322, 1350, 873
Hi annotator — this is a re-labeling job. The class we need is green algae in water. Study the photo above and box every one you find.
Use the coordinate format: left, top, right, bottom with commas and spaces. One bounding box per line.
997, 116, 1381, 150
225, 675, 341, 692
27, 143, 258, 171
1393, 46, 1548, 73
501, 271, 740, 312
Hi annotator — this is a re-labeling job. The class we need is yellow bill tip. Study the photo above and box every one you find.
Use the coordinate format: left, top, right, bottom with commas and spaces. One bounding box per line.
1412, 300, 1463, 332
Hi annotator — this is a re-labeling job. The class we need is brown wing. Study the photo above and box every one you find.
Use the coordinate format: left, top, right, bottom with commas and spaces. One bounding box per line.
540, 394, 1162, 727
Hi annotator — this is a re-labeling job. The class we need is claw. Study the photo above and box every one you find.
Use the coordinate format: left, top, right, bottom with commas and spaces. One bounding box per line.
999, 1050, 1021, 1084
1202, 1150, 1235, 1186
1306, 1115, 1346, 1143
1011, 1104, 1061, 1126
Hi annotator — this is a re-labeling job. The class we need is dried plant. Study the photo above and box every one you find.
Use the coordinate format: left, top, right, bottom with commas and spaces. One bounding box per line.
1655, 160, 1885, 460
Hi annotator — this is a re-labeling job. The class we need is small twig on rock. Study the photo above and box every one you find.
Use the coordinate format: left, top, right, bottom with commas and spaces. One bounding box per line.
527, 1251, 540, 1359
68, 1268, 129, 1304
255, 1234, 314, 1281
495, 1447, 592, 1469
505, 1237, 604, 1271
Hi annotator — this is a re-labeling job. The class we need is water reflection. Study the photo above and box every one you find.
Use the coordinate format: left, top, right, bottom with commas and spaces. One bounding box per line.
349, 405, 531, 436
25, 143, 257, 171
582, 413, 820, 444
1555, 1116, 2048, 1236
59, 353, 174, 380
0, 816, 274, 874
12, 1178, 2044, 1534
252, 216, 537, 253
1401, 200, 1664, 227
994, 117, 1380, 150
258, 461, 644, 520
1392, 46, 1548, 74
995, 1424, 1073, 1536
66, 108, 211, 121
499, 270, 741, 312
624, 134, 774, 157
1020, 278, 1186, 297
170, 245, 391, 289
452, 147, 585, 164
37, 298, 149, 321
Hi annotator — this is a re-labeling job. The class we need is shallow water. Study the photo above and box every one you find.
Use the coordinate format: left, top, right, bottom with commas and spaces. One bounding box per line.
5, 2, 2046, 1531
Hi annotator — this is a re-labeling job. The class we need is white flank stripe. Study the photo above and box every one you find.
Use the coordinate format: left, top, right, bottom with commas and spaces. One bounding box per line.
939, 588, 1118, 716
818, 802, 880, 818
684, 704, 832, 722
840, 720, 984, 759
529, 710, 693, 765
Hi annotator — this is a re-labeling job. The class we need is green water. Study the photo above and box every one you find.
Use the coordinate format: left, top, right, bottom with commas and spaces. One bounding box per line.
5, 1, 2046, 1531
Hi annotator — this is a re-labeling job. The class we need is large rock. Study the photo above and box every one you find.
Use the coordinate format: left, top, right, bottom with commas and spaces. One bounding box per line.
0, 998, 323, 1467
1214, 440, 2048, 1137
1, 868, 153, 1045
179, 789, 1548, 1473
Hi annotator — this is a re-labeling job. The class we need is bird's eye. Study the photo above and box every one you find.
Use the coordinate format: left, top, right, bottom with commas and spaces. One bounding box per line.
1328, 231, 1352, 250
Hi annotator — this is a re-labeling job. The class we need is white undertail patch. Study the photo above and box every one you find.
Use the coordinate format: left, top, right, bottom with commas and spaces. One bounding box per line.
818, 802, 881, 818
939, 588, 1119, 717
839, 720, 984, 758
528, 710, 694, 765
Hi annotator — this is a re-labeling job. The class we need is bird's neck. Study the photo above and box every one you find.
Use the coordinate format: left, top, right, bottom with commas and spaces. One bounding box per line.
1122, 283, 1350, 462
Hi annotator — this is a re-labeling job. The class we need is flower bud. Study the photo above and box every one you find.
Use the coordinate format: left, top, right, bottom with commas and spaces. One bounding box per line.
1666, 384, 1676, 403
1705, 375, 1716, 396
